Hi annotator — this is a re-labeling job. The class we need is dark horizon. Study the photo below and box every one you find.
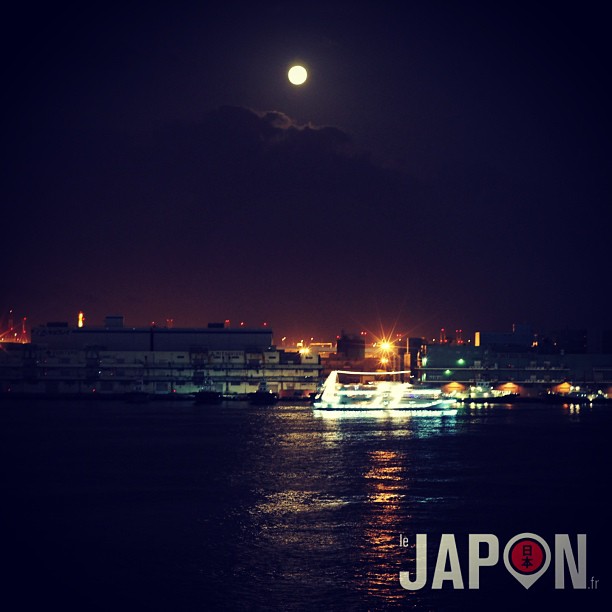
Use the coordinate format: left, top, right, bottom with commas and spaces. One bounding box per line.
3, 3, 609, 341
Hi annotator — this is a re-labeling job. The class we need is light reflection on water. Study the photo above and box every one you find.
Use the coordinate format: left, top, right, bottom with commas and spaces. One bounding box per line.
232, 405, 464, 609
227, 402, 608, 609
359, 449, 407, 606
2, 399, 608, 610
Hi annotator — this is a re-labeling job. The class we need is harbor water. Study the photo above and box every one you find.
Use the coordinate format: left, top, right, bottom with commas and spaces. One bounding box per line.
1, 399, 609, 610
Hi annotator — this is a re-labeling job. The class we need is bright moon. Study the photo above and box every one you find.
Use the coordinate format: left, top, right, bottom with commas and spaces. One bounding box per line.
288, 65, 307, 85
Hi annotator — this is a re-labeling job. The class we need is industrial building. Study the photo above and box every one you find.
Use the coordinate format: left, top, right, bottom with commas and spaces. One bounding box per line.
0, 317, 321, 399
417, 326, 612, 398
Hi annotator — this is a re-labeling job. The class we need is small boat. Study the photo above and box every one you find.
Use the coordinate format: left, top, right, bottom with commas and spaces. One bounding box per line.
125, 381, 151, 403
312, 370, 457, 415
248, 381, 279, 405
194, 379, 224, 405
194, 390, 224, 404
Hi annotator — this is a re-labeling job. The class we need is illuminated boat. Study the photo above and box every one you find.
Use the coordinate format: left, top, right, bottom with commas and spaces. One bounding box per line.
312, 370, 458, 415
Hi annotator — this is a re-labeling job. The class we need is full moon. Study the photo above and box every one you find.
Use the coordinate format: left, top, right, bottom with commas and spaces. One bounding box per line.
288, 65, 308, 85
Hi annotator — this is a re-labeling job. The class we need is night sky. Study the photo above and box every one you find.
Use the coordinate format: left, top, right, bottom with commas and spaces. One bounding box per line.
3, 2, 610, 341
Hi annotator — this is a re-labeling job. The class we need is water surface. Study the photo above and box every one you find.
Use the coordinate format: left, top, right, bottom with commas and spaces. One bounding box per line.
1, 399, 609, 610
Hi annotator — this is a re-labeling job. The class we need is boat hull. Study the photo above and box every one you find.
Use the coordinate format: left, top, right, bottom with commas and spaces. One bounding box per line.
313, 399, 457, 415
194, 391, 224, 405
249, 391, 279, 405
313, 406, 458, 417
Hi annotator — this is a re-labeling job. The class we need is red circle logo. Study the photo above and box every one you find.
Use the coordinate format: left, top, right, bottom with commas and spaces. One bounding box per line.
509, 538, 546, 574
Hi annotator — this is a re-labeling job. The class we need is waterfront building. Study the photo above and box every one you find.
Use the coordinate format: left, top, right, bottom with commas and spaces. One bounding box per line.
419, 342, 612, 397
319, 325, 612, 398
0, 317, 321, 399
336, 332, 366, 361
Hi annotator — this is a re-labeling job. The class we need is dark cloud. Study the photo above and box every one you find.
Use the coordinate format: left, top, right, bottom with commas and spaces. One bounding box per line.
104, 105, 422, 233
